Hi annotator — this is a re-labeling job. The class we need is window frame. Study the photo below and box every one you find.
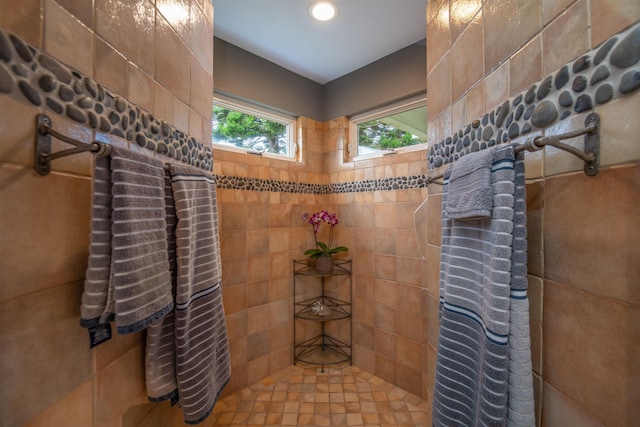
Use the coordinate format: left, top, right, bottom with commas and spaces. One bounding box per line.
212, 94, 298, 161
349, 95, 427, 161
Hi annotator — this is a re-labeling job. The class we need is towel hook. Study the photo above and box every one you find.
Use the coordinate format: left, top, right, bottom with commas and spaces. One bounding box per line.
528, 112, 600, 176
426, 112, 600, 184
34, 114, 111, 176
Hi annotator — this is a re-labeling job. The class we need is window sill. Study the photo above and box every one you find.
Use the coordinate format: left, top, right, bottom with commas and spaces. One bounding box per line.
213, 143, 299, 163
351, 143, 428, 162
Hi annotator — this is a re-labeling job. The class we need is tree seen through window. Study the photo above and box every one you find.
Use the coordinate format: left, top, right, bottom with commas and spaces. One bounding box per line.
355, 103, 427, 156
212, 106, 288, 155
358, 120, 422, 151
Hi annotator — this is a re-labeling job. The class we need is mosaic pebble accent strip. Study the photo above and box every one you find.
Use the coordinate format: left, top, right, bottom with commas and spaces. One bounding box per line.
0, 28, 213, 171
215, 175, 325, 194
3, 23, 636, 190
328, 175, 431, 193
428, 22, 640, 169
216, 23, 640, 194
214, 174, 432, 194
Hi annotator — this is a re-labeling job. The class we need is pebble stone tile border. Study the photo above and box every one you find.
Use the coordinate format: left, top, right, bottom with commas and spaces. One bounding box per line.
428, 22, 640, 169
2, 23, 638, 191
0, 28, 213, 171
213, 174, 432, 194
216, 22, 639, 194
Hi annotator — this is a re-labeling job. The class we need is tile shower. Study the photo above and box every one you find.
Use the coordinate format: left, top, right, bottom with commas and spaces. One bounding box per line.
0, 1, 638, 427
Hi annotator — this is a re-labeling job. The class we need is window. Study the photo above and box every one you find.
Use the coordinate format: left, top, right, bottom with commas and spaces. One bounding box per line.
349, 96, 427, 159
212, 95, 297, 159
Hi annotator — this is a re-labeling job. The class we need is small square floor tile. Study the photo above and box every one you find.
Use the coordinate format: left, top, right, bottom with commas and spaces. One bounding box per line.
209, 364, 430, 426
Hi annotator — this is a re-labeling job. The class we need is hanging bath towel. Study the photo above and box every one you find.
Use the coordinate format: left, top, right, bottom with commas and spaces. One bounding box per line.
145, 171, 179, 403
432, 146, 535, 427
146, 164, 230, 425
80, 146, 173, 335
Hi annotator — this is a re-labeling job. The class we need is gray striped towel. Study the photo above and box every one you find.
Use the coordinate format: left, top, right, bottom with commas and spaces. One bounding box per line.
432, 146, 535, 427
445, 147, 494, 220
80, 146, 173, 334
145, 172, 178, 403
146, 165, 230, 425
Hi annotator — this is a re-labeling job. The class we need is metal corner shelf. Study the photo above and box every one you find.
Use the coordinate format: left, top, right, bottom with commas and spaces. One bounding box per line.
293, 258, 352, 277
295, 295, 351, 321
293, 259, 352, 372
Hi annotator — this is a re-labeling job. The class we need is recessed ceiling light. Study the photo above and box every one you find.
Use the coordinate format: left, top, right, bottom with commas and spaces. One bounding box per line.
308, 0, 339, 22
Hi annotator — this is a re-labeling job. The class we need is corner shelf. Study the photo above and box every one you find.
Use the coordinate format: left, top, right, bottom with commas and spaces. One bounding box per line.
293, 258, 352, 277
293, 259, 352, 372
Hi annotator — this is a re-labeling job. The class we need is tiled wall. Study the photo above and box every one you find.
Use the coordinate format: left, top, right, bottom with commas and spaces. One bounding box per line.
0, 27, 213, 170
323, 119, 431, 398
212, 115, 432, 399
212, 118, 330, 394
210, 14, 640, 412
425, 1, 639, 426
2, 1, 638, 427
0, 0, 213, 426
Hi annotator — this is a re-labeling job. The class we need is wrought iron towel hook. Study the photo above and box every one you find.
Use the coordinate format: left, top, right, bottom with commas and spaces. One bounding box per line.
426, 112, 600, 185
34, 114, 111, 176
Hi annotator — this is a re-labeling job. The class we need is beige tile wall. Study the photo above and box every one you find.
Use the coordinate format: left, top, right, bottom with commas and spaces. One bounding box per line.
211, 115, 434, 406
2, 1, 638, 427
320, 119, 431, 400
0, 1, 213, 426
212, 122, 325, 395
426, 1, 640, 426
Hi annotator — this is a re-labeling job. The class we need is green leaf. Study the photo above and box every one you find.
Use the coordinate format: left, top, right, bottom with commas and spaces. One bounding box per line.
304, 249, 323, 257
316, 241, 328, 252
328, 246, 348, 254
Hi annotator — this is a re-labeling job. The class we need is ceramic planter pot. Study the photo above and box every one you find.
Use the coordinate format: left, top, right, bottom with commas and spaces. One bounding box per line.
314, 256, 333, 273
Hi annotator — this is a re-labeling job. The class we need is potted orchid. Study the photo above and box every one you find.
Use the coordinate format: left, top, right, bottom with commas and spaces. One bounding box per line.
302, 210, 348, 272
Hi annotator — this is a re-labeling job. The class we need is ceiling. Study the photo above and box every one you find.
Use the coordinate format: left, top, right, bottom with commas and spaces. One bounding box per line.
210, 0, 429, 84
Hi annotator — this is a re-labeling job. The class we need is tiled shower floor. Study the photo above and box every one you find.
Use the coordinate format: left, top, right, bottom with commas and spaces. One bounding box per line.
209, 364, 430, 426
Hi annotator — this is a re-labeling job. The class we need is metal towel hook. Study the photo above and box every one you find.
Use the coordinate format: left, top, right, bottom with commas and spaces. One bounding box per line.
34, 114, 111, 176
426, 112, 600, 185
